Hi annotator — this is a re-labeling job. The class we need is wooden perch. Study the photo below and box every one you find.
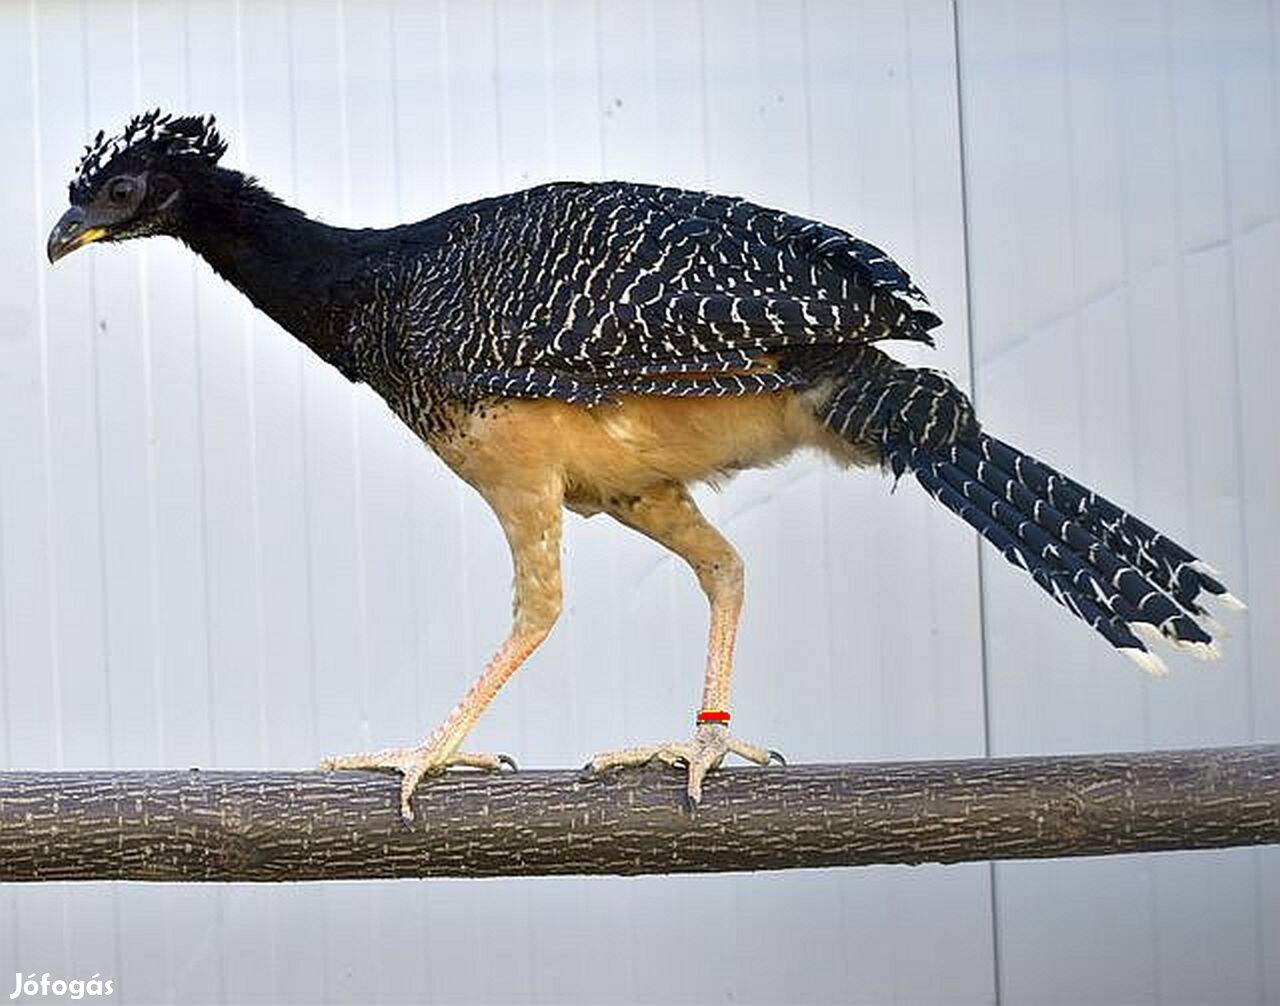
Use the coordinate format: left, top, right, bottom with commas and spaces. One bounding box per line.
0, 744, 1275, 882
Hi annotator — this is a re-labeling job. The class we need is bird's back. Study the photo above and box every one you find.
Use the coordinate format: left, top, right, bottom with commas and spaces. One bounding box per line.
349, 180, 948, 443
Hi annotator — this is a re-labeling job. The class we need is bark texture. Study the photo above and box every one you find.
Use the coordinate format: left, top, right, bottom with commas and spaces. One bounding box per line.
0, 745, 1275, 882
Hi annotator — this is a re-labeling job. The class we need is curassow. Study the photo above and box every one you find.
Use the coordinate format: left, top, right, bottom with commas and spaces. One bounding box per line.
48, 112, 1243, 819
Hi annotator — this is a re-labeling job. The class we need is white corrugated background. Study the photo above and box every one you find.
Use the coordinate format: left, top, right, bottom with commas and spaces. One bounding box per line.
0, 1, 1274, 1003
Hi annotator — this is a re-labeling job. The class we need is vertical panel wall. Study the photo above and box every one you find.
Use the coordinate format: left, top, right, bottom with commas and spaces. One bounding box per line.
0, 1, 994, 1003
958, 1, 1278, 1003
0, 1, 1274, 1003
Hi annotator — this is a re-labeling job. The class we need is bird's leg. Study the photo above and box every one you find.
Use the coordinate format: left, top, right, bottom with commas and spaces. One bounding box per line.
587, 484, 774, 803
323, 481, 563, 820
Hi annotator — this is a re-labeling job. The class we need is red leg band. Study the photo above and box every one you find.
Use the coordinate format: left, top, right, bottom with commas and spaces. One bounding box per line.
696, 709, 731, 724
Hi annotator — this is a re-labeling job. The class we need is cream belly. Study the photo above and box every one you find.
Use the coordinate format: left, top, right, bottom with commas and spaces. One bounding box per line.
432, 389, 871, 513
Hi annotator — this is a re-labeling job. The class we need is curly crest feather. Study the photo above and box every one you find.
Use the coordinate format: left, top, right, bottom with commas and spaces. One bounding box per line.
69, 109, 227, 202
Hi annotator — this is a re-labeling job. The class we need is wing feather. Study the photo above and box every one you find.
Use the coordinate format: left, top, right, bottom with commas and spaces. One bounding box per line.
419, 182, 941, 400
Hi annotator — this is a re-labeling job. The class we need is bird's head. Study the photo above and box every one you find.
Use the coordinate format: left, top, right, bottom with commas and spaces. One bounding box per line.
47, 109, 228, 263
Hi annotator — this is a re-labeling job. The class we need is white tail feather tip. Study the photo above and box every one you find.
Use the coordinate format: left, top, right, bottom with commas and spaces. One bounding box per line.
1215, 592, 1248, 611
1130, 623, 1164, 649
1196, 612, 1228, 637
1169, 639, 1221, 661
1130, 621, 1221, 661
1122, 647, 1170, 678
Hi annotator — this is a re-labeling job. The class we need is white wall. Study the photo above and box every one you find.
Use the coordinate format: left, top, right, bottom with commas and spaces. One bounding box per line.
0, 1, 1272, 1004
960, 2, 1279, 1001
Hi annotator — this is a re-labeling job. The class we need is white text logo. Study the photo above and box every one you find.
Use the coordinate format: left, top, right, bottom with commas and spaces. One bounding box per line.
9, 974, 113, 1000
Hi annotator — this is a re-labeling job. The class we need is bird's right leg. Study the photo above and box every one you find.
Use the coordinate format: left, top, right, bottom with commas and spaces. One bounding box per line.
323, 478, 564, 820
586, 483, 775, 803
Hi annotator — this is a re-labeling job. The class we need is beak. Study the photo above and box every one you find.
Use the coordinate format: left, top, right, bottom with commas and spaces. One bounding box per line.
47, 206, 109, 264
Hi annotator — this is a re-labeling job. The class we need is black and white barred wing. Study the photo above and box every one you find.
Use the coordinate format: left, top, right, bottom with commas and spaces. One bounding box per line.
428, 182, 940, 401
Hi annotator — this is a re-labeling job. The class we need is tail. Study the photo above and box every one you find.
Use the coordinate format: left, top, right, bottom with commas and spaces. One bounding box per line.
813, 348, 1244, 675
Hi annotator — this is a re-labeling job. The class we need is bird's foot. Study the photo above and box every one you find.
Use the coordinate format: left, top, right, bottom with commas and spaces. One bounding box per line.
586, 723, 781, 804
321, 743, 516, 822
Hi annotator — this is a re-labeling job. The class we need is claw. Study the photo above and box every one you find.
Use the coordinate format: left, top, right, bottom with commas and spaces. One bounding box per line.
588, 723, 776, 804
768, 749, 787, 766
322, 743, 516, 822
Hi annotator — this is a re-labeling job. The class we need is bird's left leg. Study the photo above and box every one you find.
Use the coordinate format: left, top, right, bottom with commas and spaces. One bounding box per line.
587, 483, 775, 803
323, 479, 563, 820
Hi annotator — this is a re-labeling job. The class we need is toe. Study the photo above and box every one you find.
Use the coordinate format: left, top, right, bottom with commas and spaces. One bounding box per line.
398, 781, 417, 823
685, 761, 707, 805
587, 753, 624, 774
450, 752, 503, 771
726, 736, 773, 765
398, 761, 434, 823
655, 746, 692, 769
589, 745, 664, 773
321, 747, 407, 772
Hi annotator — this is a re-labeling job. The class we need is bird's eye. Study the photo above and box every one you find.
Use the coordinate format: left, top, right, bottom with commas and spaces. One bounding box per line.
107, 178, 134, 204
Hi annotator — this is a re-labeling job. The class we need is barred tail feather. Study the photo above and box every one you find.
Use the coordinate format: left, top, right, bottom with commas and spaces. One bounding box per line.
975, 437, 1238, 612
812, 352, 1241, 672
895, 433, 1235, 673
906, 450, 1159, 668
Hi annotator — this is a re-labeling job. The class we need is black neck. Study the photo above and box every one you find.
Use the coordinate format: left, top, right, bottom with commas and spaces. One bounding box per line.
176, 168, 363, 371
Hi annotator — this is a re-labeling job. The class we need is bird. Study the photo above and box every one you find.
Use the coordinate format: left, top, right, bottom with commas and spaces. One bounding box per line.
48, 111, 1244, 820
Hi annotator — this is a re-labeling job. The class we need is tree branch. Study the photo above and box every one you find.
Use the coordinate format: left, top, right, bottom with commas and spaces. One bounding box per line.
0, 745, 1275, 881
